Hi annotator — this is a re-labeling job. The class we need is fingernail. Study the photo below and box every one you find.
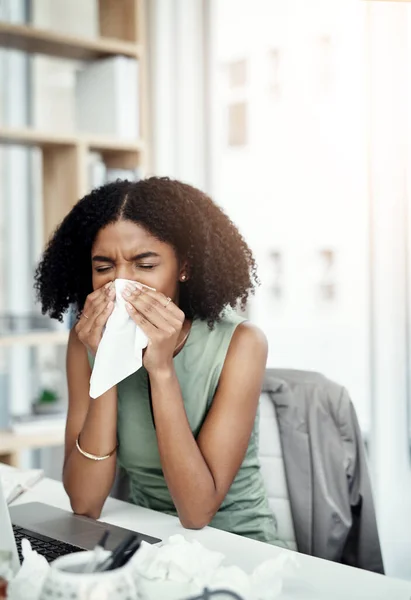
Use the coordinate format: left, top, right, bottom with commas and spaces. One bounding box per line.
123, 289, 132, 297
107, 301, 113, 310
134, 282, 143, 290
126, 302, 134, 311
105, 281, 113, 289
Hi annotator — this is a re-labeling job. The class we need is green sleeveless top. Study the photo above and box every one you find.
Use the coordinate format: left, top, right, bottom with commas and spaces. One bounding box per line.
108, 311, 279, 545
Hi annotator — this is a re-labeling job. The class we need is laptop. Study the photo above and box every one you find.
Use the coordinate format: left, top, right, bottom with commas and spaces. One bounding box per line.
0, 478, 161, 573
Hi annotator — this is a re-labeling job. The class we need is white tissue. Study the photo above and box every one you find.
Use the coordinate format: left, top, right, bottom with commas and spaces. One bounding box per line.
130, 534, 296, 600
6, 535, 297, 600
207, 565, 252, 598
0, 551, 14, 583
7, 540, 49, 600
132, 535, 225, 585
89, 278, 149, 399
251, 554, 299, 600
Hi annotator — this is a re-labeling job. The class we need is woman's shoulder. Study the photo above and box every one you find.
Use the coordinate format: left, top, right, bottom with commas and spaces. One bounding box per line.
194, 308, 267, 352
216, 308, 246, 330
193, 308, 244, 338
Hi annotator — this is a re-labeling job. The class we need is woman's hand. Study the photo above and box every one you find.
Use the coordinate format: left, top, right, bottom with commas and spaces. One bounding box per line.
123, 283, 185, 374
75, 281, 115, 355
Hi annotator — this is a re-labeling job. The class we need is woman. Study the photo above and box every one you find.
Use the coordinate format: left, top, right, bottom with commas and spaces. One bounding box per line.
35, 176, 281, 546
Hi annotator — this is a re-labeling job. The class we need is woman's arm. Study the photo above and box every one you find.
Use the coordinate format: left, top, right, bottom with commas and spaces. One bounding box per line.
149, 322, 267, 528
125, 284, 267, 528
63, 328, 118, 519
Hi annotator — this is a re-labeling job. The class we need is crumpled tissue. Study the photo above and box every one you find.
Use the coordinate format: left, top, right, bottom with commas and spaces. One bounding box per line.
7, 540, 49, 600
130, 534, 299, 600
89, 278, 149, 399
5, 535, 298, 600
0, 551, 14, 584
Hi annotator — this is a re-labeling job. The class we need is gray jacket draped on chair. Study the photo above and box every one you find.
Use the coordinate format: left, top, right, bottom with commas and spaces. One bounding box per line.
263, 368, 384, 573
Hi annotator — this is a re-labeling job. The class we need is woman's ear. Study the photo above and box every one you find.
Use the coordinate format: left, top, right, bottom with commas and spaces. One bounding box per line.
179, 262, 189, 282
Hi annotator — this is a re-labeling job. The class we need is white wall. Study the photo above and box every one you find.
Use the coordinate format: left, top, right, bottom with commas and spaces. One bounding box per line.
148, 0, 206, 188
209, 0, 371, 431
208, 0, 411, 580
368, 2, 411, 579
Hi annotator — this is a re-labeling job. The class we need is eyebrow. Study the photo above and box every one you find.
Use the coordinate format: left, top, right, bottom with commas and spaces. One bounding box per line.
92, 252, 160, 263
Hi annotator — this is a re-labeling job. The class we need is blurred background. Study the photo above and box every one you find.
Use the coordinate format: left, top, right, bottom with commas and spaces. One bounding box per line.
0, 0, 410, 581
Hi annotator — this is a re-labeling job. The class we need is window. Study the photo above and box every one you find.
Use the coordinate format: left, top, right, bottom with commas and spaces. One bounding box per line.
227, 101, 247, 146
268, 48, 283, 99
227, 59, 247, 88
316, 35, 333, 95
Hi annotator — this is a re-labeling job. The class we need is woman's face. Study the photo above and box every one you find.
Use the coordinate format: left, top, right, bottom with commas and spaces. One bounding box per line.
91, 220, 182, 301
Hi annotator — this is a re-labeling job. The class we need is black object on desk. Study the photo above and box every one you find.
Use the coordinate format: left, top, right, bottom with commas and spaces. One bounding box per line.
186, 589, 245, 600
97, 533, 138, 572
115, 536, 142, 568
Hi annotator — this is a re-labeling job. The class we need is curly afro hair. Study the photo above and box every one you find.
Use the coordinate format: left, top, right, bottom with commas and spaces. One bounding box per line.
35, 176, 258, 326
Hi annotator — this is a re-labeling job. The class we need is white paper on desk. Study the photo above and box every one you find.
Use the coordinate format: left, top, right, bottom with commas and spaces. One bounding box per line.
7, 539, 49, 600
0, 464, 44, 505
89, 278, 149, 399
130, 535, 295, 600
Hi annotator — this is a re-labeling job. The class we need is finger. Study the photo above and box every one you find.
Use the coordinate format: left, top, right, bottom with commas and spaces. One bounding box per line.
76, 298, 108, 336
129, 294, 177, 333
76, 300, 114, 348
83, 281, 112, 308
125, 301, 158, 339
76, 284, 114, 338
126, 284, 185, 323
77, 294, 108, 336
124, 287, 181, 331
82, 282, 114, 318
84, 295, 113, 334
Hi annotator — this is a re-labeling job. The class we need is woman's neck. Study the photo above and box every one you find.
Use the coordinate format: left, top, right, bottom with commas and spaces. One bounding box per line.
174, 319, 192, 356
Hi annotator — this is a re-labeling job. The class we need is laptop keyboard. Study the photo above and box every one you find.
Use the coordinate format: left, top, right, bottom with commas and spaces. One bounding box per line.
13, 525, 83, 563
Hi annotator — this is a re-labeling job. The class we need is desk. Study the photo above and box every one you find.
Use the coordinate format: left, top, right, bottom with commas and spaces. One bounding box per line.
12, 477, 411, 600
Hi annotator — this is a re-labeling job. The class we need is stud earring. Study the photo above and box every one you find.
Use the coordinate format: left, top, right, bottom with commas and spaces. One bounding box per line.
181, 274, 187, 282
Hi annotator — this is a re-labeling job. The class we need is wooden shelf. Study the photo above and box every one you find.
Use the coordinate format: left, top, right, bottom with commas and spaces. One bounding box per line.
0, 127, 144, 154
0, 22, 141, 61
0, 429, 65, 467
0, 128, 76, 149
0, 330, 69, 348
0, 3, 146, 470
0, 2, 147, 244
0, 429, 65, 453
88, 136, 145, 154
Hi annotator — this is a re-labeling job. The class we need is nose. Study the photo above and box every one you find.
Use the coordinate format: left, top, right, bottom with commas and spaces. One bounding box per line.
115, 264, 135, 281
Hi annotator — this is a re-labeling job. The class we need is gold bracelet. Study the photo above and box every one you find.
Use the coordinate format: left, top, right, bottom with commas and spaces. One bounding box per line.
75, 436, 117, 461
